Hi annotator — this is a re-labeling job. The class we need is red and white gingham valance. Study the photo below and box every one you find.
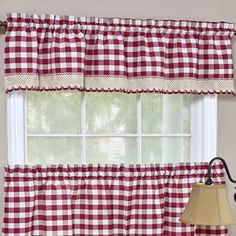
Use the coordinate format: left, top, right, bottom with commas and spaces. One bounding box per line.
4, 13, 235, 94
3, 163, 227, 235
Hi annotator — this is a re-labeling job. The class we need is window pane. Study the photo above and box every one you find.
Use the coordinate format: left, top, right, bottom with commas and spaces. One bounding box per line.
142, 94, 162, 133
86, 93, 136, 134
27, 91, 81, 134
142, 137, 190, 163
142, 94, 191, 134
86, 137, 137, 164
28, 138, 81, 164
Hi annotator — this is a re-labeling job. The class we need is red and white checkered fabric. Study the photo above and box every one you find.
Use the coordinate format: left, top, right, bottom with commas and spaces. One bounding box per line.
4, 13, 235, 95
3, 163, 228, 236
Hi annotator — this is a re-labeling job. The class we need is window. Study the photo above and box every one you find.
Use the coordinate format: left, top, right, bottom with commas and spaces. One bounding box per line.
7, 92, 217, 164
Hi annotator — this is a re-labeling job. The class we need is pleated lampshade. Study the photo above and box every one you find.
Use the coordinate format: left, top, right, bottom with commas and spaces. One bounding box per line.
180, 183, 236, 225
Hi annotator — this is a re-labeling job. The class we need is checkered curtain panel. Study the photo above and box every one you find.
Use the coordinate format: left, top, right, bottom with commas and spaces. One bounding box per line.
4, 13, 235, 94
3, 163, 227, 236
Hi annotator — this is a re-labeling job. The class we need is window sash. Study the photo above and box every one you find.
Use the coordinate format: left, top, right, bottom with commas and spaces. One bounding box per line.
7, 92, 217, 164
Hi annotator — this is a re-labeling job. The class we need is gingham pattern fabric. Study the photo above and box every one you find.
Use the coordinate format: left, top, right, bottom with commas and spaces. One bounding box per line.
4, 13, 235, 94
3, 163, 228, 236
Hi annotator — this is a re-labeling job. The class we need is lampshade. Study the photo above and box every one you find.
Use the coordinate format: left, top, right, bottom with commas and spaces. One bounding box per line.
180, 183, 236, 225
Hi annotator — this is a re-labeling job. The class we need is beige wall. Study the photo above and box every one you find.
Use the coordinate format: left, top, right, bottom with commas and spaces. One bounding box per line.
1, 0, 236, 234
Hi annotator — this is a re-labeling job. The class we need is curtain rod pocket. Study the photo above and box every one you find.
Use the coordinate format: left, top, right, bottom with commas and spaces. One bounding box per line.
0, 20, 236, 35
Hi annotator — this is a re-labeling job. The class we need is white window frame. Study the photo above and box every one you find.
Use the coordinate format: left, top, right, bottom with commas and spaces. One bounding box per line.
7, 92, 217, 164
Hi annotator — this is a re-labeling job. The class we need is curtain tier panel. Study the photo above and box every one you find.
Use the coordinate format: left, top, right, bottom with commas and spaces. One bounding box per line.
2, 163, 227, 235
4, 13, 235, 94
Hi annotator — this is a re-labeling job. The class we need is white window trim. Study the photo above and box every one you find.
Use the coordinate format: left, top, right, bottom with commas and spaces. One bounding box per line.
7, 92, 26, 164
7, 92, 217, 165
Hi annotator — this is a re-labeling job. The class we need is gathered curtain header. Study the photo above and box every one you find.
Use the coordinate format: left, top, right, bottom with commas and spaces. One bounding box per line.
4, 13, 235, 94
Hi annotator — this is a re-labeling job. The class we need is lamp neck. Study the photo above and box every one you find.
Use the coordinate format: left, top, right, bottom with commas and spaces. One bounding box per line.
205, 157, 236, 185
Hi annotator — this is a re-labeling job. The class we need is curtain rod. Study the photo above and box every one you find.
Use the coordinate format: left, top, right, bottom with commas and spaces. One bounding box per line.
0, 21, 7, 34
1, 20, 236, 35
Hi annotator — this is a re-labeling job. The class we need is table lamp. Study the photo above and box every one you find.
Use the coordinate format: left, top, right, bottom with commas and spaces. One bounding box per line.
180, 157, 236, 225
